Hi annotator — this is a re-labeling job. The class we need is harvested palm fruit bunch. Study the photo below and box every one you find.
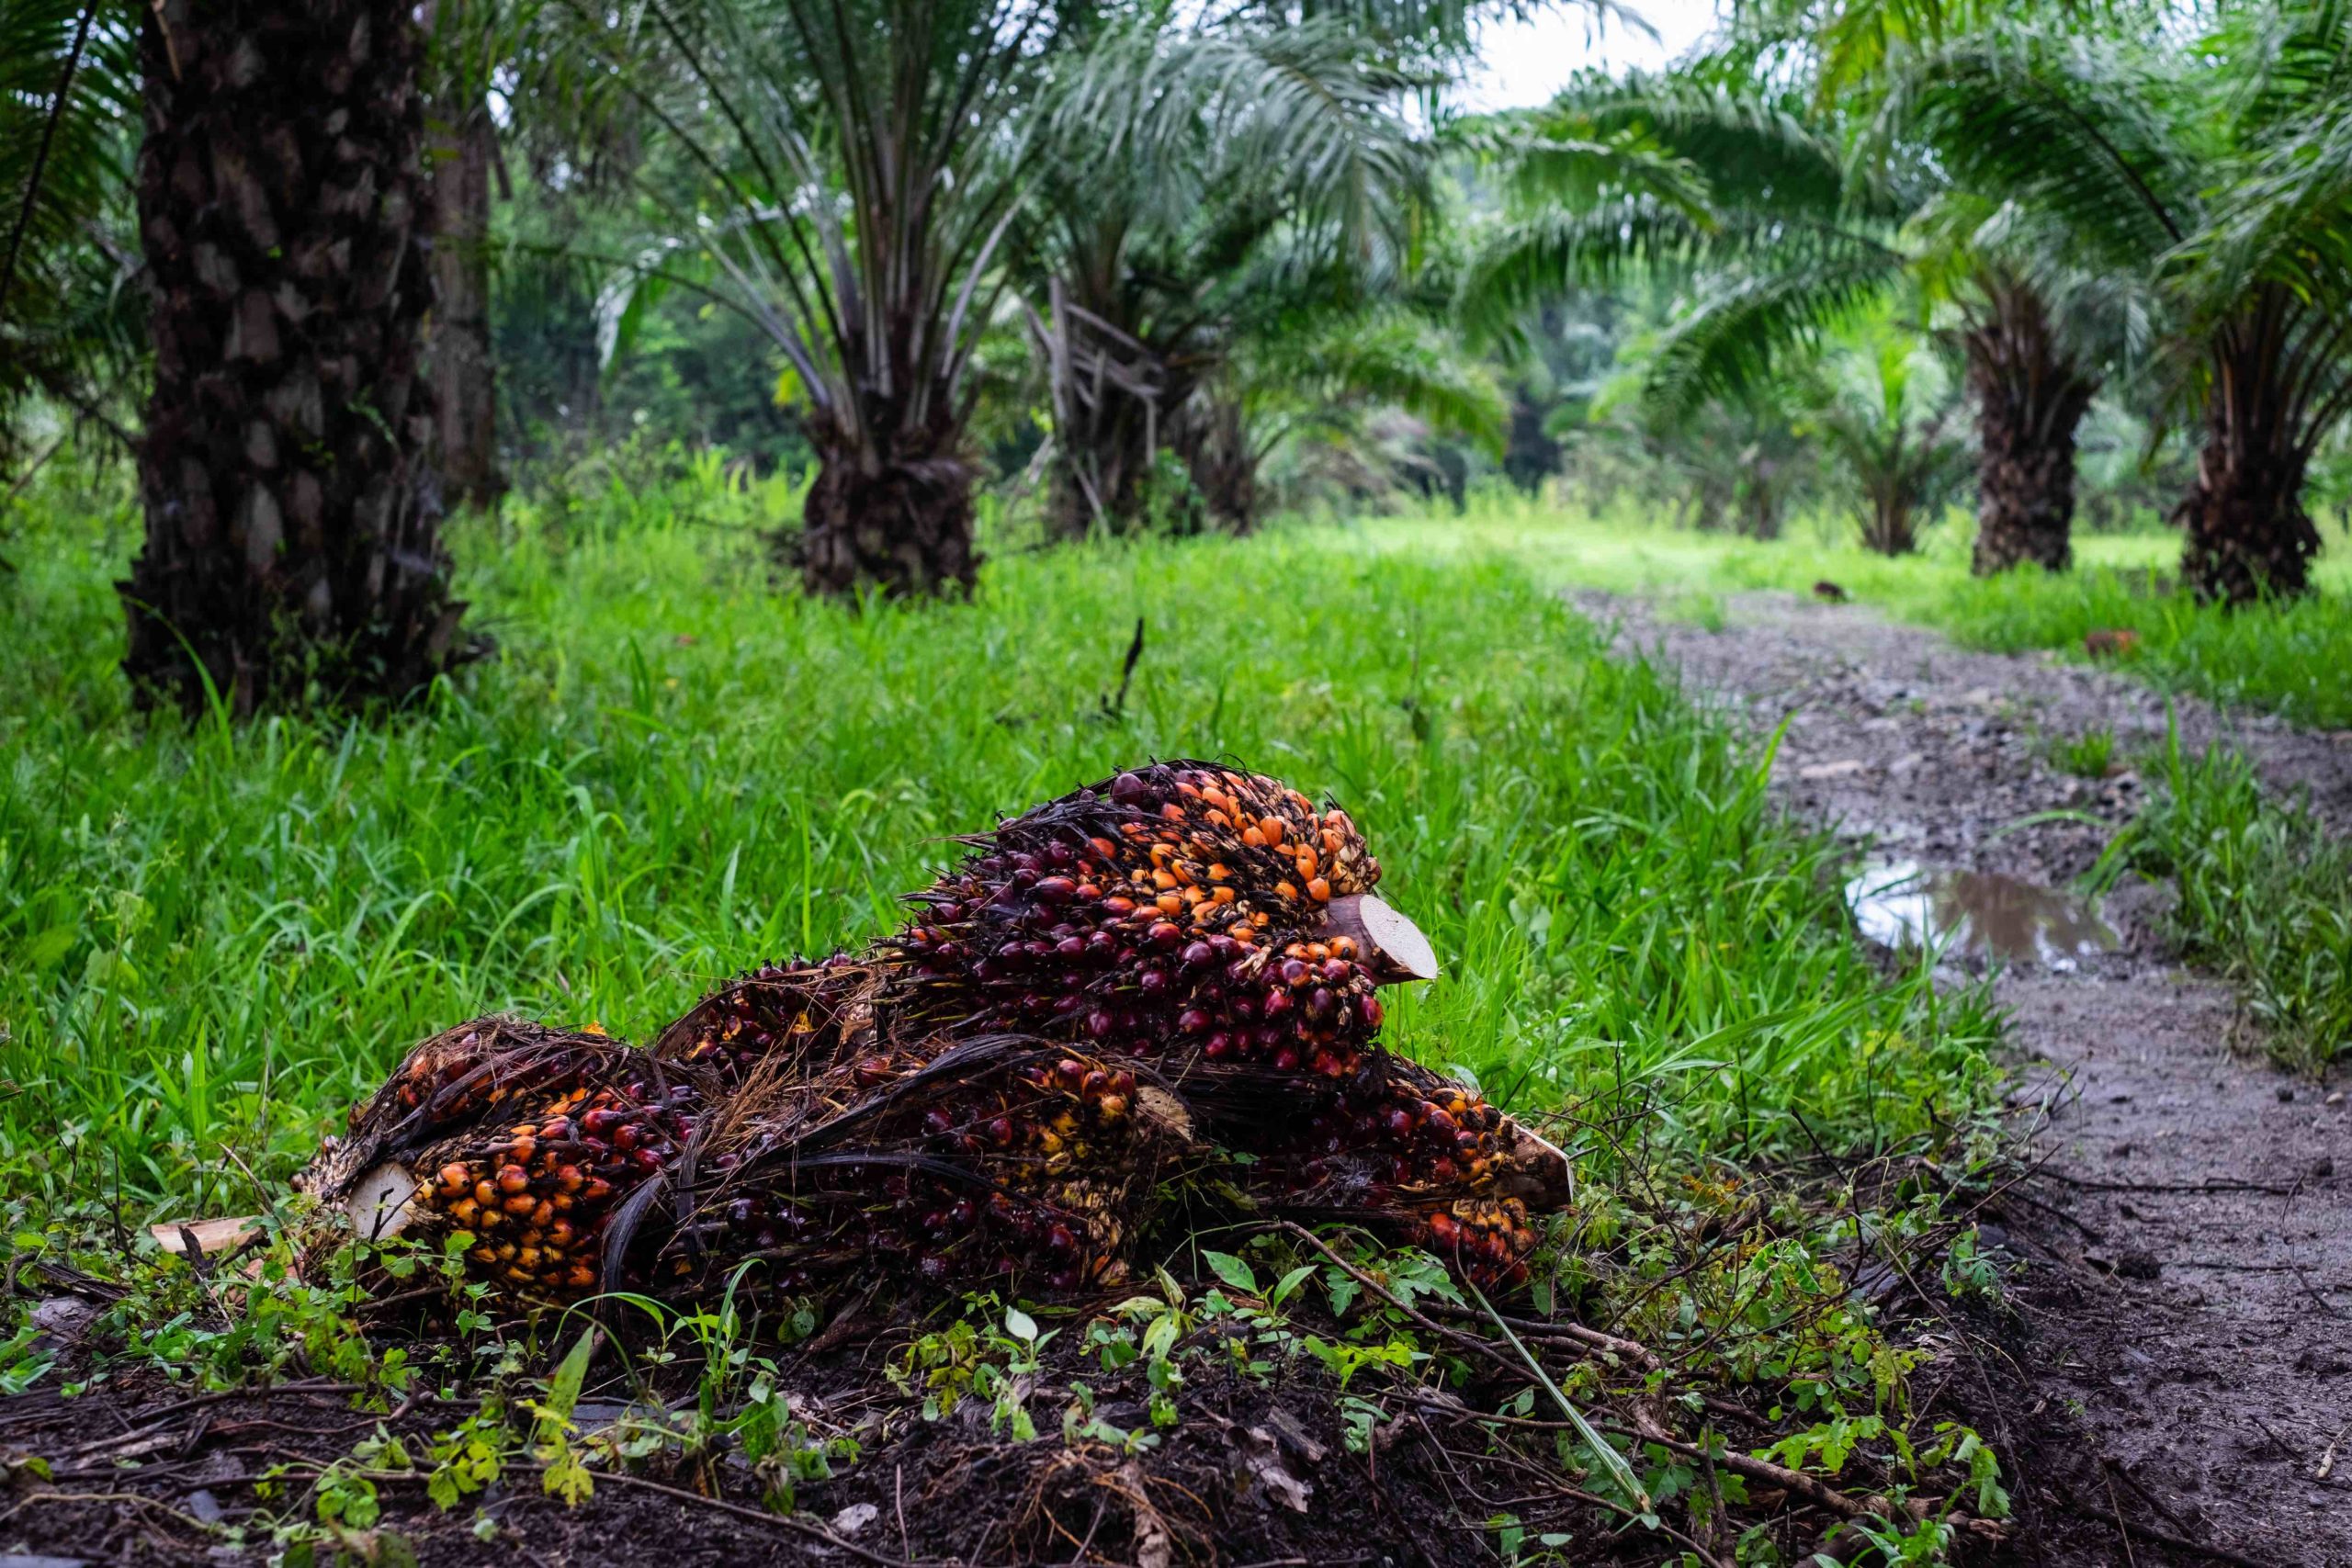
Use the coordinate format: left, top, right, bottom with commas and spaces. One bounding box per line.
297, 761, 1569, 1307
650, 954, 876, 1086
296, 962, 888, 1300
297, 1018, 710, 1297
1240, 1050, 1564, 1286
640, 960, 1201, 1297
881, 761, 1567, 1284
651, 1033, 1201, 1297
886, 761, 1407, 1068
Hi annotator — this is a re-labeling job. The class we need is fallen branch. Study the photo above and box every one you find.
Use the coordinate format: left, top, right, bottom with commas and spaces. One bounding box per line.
2033, 1172, 2295, 1197
1421, 1298, 1662, 1371
2063, 1501, 2280, 1568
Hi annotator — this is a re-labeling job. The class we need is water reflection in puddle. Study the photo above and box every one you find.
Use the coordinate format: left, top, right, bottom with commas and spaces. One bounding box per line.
1846, 861, 2119, 969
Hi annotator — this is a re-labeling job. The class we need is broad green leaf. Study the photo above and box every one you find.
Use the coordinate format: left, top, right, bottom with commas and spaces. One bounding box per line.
1201, 1250, 1257, 1294
1269, 1263, 1317, 1309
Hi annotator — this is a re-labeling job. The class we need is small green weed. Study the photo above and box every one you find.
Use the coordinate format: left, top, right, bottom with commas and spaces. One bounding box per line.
2046, 728, 2117, 780
888, 1294, 1057, 1438
2115, 728, 2352, 1069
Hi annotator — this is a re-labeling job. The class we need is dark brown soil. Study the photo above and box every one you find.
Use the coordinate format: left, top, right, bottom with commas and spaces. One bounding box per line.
0, 1281, 1934, 1568
0, 1349, 1477, 1568
1589, 591, 2352, 1568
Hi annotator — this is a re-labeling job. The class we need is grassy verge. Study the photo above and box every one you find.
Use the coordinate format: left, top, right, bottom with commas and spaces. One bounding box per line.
2109, 731, 2352, 1071
1359, 494, 2352, 729
1345, 491, 2349, 1068
1, 479, 1996, 1208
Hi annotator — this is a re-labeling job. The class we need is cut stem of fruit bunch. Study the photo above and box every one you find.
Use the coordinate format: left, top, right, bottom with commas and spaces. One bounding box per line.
291, 762, 1571, 1314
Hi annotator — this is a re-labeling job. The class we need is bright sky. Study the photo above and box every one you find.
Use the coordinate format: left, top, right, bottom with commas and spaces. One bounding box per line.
1459, 0, 1724, 110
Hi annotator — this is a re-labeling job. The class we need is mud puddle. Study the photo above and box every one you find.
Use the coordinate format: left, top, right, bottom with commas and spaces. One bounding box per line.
1846, 860, 2118, 969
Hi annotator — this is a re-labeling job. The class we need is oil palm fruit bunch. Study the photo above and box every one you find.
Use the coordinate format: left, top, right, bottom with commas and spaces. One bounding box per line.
298, 761, 1568, 1306
296, 1017, 709, 1297
297, 958, 895, 1299
641, 960, 1199, 1297
650, 1033, 1200, 1298
883, 761, 1567, 1284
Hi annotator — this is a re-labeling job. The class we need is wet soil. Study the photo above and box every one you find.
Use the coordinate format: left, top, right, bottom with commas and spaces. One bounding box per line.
1585, 591, 2352, 1568
0, 1350, 1475, 1568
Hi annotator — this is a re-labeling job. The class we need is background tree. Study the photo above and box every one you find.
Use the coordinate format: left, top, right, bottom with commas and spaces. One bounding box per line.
1899, 2, 2352, 602
1456, 73, 1929, 550
1025, 19, 1438, 538
423, 0, 508, 512
1193, 304, 1506, 528
1459, 39, 2131, 575
1799, 316, 1967, 555
571, 0, 1106, 598
119, 0, 466, 714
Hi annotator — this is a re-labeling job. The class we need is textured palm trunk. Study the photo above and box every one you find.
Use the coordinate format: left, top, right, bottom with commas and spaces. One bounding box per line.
1965, 282, 2097, 576
1046, 379, 1192, 540
2177, 321, 2321, 604
123, 0, 464, 715
428, 88, 501, 512
795, 402, 978, 598
1739, 458, 1786, 541
1035, 280, 1199, 541
1860, 491, 1917, 556
1177, 394, 1256, 535
1046, 420, 1158, 540
1043, 368, 1179, 541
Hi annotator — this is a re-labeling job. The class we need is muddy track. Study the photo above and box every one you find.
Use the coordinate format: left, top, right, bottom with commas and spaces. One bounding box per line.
1580, 591, 2352, 1568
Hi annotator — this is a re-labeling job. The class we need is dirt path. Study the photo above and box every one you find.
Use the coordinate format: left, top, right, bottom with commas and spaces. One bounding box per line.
1580, 592, 2352, 1568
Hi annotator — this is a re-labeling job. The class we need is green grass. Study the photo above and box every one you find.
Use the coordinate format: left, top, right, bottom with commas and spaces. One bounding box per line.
1358, 492, 2352, 728
2045, 726, 2118, 781
0, 479, 1997, 1222
2113, 732, 2352, 1071
1355, 492, 2350, 1063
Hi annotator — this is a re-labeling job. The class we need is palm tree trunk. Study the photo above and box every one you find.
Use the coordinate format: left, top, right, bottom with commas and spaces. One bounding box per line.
1044, 371, 1170, 542
1863, 492, 1916, 555
1035, 287, 1197, 540
1965, 280, 2097, 576
122, 0, 466, 716
1738, 458, 1784, 540
1177, 394, 1255, 534
2177, 310, 2321, 604
428, 85, 502, 512
794, 403, 978, 597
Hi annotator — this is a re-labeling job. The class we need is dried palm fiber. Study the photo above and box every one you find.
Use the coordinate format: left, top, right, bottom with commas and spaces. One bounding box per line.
297, 761, 1569, 1305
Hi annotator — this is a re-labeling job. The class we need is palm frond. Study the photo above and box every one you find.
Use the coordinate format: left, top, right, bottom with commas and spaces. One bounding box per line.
0, 0, 141, 452
1532, 70, 1875, 223
1885, 28, 2193, 272
1639, 244, 1906, 421
1048, 19, 1432, 258
1454, 198, 1719, 344
1238, 308, 1507, 455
